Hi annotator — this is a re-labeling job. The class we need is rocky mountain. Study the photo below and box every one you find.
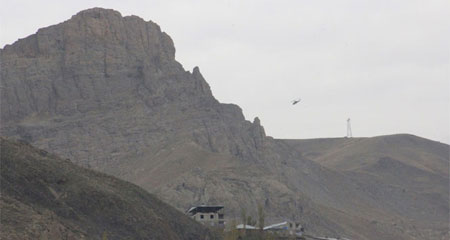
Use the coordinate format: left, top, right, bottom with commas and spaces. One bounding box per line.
1, 8, 448, 240
0, 137, 217, 240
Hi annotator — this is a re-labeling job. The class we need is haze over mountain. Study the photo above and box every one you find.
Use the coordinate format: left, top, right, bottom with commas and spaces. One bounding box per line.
1, 8, 448, 240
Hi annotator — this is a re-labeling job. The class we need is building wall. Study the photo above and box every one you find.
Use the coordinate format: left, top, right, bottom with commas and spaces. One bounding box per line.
191, 212, 224, 227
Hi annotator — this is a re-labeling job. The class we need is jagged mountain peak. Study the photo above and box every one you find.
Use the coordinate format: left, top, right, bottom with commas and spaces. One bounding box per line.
0, 7, 217, 124
0, 7, 268, 167
73, 7, 123, 18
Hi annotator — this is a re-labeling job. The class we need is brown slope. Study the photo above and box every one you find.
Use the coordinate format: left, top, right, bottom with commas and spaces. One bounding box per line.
285, 134, 449, 200
0, 137, 217, 240
285, 134, 449, 239
285, 134, 449, 177
1, 8, 449, 240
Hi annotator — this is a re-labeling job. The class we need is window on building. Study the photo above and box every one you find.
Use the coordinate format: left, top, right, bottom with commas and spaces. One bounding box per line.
210, 214, 214, 219
200, 214, 204, 219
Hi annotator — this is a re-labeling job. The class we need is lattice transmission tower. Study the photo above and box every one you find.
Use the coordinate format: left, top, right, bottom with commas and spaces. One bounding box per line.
347, 118, 353, 138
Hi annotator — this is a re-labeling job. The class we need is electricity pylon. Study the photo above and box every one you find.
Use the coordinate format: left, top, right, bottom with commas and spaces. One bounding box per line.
347, 118, 352, 138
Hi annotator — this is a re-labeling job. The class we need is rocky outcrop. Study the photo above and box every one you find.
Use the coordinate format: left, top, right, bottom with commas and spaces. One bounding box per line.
1, 8, 181, 121
0, 8, 265, 167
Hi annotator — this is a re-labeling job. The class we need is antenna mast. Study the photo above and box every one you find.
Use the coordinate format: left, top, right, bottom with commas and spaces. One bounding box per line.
347, 118, 352, 138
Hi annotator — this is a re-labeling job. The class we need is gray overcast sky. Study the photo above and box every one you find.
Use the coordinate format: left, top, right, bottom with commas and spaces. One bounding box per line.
1, 0, 449, 143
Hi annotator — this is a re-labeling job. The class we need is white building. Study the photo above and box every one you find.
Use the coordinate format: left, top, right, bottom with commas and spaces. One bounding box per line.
186, 205, 225, 227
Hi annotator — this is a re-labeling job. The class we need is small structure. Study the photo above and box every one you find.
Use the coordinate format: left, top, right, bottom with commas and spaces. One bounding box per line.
264, 221, 304, 236
236, 224, 258, 230
186, 205, 225, 227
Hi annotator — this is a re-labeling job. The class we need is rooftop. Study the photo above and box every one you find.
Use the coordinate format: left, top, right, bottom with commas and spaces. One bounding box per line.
186, 205, 224, 215
236, 224, 258, 230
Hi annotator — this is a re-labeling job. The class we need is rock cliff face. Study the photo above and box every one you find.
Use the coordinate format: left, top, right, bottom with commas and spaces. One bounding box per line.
0, 8, 264, 168
0, 6, 290, 230
1, 8, 448, 240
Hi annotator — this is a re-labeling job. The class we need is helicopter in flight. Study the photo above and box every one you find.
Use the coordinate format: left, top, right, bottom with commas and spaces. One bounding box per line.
291, 98, 301, 105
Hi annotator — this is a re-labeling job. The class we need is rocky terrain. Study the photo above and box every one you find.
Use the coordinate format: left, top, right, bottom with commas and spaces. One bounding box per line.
285, 135, 449, 239
0, 137, 217, 240
1, 8, 448, 240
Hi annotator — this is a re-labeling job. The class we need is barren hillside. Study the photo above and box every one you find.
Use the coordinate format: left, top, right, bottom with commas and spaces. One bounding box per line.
0, 137, 217, 240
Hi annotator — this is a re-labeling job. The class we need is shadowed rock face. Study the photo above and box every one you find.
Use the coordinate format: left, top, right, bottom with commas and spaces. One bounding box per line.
0, 137, 217, 240
0, 8, 264, 168
1, 8, 448, 240
1, 8, 179, 120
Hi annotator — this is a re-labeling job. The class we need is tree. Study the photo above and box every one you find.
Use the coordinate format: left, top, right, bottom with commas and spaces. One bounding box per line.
102, 231, 108, 240
257, 203, 265, 231
241, 208, 247, 231
224, 219, 239, 240
246, 216, 256, 226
